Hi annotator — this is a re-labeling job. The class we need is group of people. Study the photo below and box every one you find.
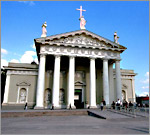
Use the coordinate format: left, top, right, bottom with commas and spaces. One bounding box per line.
99, 99, 137, 111
111, 99, 134, 110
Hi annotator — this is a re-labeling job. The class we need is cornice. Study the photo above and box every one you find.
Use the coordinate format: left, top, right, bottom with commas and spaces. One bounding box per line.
35, 29, 127, 53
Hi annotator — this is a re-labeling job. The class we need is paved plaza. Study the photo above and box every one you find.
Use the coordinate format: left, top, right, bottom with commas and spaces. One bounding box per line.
1, 113, 149, 134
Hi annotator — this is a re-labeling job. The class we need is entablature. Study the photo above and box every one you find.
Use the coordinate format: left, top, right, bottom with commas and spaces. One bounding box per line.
40, 45, 121, 60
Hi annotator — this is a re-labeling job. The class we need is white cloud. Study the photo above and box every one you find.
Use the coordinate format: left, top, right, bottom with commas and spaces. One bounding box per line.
145, 72, 149, 77
18, 1, 35, 6
1, 59, 8, 68
10, 59, 20, 63
20, 51, 37, 63
26, 51, 36, 56
34, 58, 39, 64
139, 92, 149, 97
141, 86, 149, 89
142, 71, 149, 84
142, 79, 149, 84
31, 43, 36, 49
1, 48, 8, 54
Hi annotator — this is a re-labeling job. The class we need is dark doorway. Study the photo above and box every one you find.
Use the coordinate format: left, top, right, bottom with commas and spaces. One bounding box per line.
74, 89, 84, 109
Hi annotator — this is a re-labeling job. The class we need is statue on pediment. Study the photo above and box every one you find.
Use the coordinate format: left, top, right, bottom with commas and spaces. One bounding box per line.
80, 16, 86, 29
41, 22, 47, 37
76, 6, 86, 29
114, 32, 119, 44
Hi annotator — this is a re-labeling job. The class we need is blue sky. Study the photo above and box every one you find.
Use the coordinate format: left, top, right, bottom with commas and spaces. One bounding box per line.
1, 1, 149, 97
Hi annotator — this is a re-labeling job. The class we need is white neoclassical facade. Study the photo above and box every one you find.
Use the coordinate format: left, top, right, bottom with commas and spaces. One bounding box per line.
34, 29, 126, 109
2, 29, 137, 110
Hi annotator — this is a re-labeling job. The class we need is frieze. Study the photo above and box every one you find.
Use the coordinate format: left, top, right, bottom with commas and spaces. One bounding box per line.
42, 45, 120, 59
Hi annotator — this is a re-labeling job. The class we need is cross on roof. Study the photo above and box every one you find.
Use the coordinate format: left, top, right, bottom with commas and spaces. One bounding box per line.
76, 6, 86, 18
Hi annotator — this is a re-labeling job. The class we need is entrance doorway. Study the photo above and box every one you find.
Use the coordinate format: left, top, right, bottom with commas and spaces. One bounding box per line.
74, 89, 84, 109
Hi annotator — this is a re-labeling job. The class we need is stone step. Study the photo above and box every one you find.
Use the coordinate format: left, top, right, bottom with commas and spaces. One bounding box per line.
1, 109, 88, 118
108, 109, 148, 118
88, 109, 133, 119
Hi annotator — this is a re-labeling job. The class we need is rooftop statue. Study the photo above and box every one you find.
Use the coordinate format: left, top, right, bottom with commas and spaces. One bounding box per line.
114, 32, 119, 44
76, 6, 86, 29
80, 16, 86, 29
41, 22, 47, 37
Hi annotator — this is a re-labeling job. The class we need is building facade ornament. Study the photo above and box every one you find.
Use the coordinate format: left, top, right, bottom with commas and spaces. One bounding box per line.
41, 45, 120, 60
41, 22, 47, 37
76, 6, 86, 29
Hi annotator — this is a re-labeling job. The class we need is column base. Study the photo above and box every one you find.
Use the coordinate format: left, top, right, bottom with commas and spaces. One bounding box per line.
34, 106, 44, 110
89, 105, 97, 109
67, 105, 76, 109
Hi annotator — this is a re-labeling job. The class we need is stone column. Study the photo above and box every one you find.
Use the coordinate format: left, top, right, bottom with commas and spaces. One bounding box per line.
89, 58, 97, 108
3, 73, 10, 104
67, 56, 75, 108
108, 62, 114, 105
103, 59, 109, 106
115, 59, 122, 101
132, 79, 136, 102
52, 55, 61, 108
34, 54, 46, 109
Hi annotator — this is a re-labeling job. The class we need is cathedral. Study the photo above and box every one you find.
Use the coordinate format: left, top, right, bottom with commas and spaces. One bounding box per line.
2, 6, 136, 110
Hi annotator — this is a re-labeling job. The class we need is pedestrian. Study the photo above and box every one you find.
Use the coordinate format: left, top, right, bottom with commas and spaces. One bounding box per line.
69, 103, 72, 110
51, 103, 54, 110
129, 101, 133, 111
123, 99, 126, 108
125, 101, 128, 110
24, 102, 28, 110
117, 99, 120, 110
102, 99, 106, 110
100, 101, 104, 111
111, 101, 115, 109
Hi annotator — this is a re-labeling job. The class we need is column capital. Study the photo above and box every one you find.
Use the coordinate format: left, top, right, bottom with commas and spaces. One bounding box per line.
54, 54, 61, 58
115, 58, 122, 62
39, 53, 46, 57
89, 57, 96, 60
102, 57, 109, 61
69, 56, 75, 59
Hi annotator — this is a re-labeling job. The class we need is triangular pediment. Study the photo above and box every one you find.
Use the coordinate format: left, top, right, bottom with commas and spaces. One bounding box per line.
35, 29, 126, 52
16, 82, 31, 86
75, 81, 86, 86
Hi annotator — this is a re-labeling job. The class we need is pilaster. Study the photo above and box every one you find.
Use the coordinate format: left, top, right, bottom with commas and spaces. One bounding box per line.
3, 73, 11, 104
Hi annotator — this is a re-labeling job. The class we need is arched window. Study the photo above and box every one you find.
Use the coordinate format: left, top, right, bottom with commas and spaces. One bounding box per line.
16, 82, 30, 103
122, 90, 126, 101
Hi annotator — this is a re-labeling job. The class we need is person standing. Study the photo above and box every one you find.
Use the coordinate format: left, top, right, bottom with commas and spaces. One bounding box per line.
102, 99, 106, 110
100, 101, 104, 111
24, 102, 28, 110
69, 103, 72, 110
111, 101, 115, 109
117, 99, 121, 110
51, 104, 54, 110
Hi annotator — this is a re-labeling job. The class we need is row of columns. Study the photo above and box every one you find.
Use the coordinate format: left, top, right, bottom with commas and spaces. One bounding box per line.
34, 54, 122, 109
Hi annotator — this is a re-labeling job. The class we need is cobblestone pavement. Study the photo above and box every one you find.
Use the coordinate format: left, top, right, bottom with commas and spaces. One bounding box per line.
1, 115, 149, 134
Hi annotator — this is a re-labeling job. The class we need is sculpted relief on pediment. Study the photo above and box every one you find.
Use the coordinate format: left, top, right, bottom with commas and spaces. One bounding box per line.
48, 35, 112, 49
